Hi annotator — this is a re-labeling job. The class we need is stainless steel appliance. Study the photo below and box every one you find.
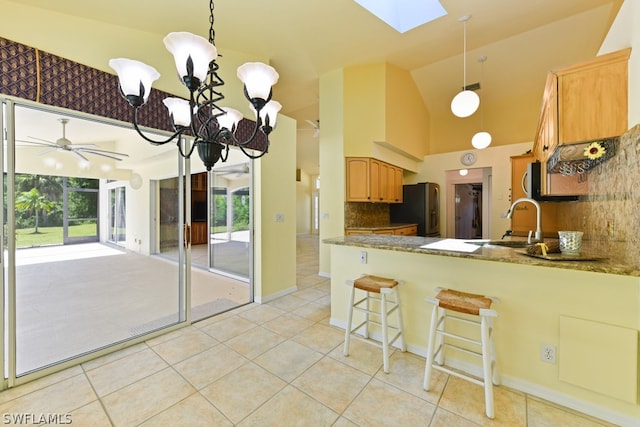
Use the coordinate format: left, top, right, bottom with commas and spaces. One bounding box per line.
526, 162, 578, 202
390, 182, 440, 237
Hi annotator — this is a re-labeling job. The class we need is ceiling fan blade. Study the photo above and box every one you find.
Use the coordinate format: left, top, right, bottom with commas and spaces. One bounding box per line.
71, 150, 89, 162
77, 149, 128, 161
17, 139, 56, 147
305, 119, 319, 129
67, 143, 97, 148
26, 136, 57, 145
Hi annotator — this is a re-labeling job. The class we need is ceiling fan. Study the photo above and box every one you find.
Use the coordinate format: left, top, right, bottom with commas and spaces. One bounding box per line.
17, 118, 129, 162
304, 119, 320, 138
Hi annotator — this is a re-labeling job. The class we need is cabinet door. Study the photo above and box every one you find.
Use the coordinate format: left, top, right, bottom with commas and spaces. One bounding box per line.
370, 159, 383, 202
388, 166, 403, 203
346, 158, 370, 201
558, 53, 628, 143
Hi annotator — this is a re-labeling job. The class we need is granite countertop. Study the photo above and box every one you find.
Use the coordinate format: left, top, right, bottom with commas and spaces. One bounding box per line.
345, 223, 418, 231
323, 234, 640, 277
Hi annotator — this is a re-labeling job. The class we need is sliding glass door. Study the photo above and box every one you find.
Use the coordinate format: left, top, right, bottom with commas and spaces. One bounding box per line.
2, 99, 186, 383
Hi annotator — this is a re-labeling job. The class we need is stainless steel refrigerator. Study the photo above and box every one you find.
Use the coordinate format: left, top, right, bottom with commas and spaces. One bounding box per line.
390, 182, 440, 237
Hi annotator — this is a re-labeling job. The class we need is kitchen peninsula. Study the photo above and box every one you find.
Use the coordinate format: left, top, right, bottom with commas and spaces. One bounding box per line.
325, 234, 640, 425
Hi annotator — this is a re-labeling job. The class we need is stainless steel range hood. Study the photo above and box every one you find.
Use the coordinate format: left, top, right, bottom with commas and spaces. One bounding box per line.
547, 137, 617, 176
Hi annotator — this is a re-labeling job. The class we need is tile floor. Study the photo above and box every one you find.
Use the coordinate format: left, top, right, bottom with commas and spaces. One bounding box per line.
0, 234, 617, 426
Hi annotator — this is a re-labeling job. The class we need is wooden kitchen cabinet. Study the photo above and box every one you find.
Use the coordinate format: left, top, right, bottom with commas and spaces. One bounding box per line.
532, 48, 630, 196
345, 157, 403, 203
510, 154, 558, 237
393, 225, 417, 236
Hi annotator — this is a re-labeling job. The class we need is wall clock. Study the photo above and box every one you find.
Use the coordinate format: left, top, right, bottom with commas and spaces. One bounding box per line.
460, 152, 477, 166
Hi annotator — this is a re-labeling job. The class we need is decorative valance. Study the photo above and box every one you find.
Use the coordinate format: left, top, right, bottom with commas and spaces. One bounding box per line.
0, 37, 266, 151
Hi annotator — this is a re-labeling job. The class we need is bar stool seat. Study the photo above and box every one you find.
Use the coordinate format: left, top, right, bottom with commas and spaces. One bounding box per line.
423, 287, 499, 419
343, 275, 406, 373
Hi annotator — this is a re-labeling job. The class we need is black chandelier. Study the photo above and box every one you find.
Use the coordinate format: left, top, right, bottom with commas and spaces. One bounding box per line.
109, 0, 281, 171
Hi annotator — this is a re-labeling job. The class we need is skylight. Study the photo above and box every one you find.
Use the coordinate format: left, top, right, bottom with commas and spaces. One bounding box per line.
353, 0, 447, 33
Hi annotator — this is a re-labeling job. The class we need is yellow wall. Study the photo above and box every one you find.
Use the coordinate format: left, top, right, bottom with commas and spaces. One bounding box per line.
343, 63, 386, 157
343, 63, 430, 161
384, 63, 430, 160
318, 69, 346, 276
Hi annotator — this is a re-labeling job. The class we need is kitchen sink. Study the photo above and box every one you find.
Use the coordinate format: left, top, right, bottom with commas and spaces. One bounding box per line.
464, 239, 534, 248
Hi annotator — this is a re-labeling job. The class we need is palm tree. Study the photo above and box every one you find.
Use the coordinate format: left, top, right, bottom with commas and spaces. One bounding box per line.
15, 188, 56, 234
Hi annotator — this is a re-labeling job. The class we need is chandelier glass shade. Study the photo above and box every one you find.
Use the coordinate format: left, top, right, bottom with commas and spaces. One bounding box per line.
109, 0, 280, 170
451, 15, 479, 118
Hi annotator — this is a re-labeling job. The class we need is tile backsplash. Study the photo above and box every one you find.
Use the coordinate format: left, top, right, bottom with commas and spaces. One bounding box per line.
556, 124, 640, 269
344, 202, 390, 228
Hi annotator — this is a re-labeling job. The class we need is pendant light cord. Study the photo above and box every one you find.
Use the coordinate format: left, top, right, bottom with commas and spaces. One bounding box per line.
462, 20, 467, 89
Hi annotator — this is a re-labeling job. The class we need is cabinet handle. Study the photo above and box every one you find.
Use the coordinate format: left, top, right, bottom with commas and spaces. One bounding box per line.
543, 145, 549, 151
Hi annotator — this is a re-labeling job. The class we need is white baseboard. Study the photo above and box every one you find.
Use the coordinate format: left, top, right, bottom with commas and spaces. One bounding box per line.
319, 271, 330, 278
254, 286, 297, 304
329, 317, 638, 426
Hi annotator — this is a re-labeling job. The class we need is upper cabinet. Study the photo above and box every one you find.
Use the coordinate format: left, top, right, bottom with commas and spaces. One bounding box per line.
532, 48, 630, 196
345, 157, 403, 203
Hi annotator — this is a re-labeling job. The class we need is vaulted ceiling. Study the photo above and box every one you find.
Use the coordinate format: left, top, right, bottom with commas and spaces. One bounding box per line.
8, 0, 624, 175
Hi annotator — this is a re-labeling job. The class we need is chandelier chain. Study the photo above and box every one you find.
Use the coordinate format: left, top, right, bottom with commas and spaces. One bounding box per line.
209, 0, 215, 45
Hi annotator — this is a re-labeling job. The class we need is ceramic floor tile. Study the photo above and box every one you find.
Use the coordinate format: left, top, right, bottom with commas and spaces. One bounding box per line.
173, 344, 249, 390
237, 385, 339, 427
224, 325, 287, 359
200, 362, 287, 424
139, 393, 233, 427
0, 365, 83, 405
342, 377, 436, 426
81, 342, 148, 371
439, 376, 526, 426
199, 315, 258, 342
253, 340, 323, 382
68, 400, 112, 427
332, 417, 360, 427
375, 350, 448, 405
292, 301, 331, 322
101, 367, 195, 427
292, 323, 344, 354
262, 312, 314, 338
150, 327, 219, 364
430, 407, 483, 427
526, 395, 612, 427
237, 304, 286, 324
328, 337, 385, 375
0, 374, 96, 417
292, 287, 327, 301
85, 347, 169, 397
265, 294, 309, 312
292, 357, 371, 413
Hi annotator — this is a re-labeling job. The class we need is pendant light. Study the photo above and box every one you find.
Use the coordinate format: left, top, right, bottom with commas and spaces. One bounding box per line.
451, 15, 479, 118
471, 55, 492, 149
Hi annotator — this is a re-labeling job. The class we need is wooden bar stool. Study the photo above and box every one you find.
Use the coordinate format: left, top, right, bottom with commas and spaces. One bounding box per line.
423, 287, 499, 419
343, 274, 406, 373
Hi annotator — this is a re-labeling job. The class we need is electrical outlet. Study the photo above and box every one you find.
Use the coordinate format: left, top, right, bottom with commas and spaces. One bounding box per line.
541, 344, 556, 364
275, 213, 285, 222
359, 251, 367, 264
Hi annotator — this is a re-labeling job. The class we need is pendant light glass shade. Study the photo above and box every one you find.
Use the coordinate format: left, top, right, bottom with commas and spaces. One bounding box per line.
163, 32, 218, 83
451, 90, 480, 118
162, 98, 192, 127
109, 58, 160, 103
237, 62, 280, 101
471, 131, 492, 149
217, 107, 243, 132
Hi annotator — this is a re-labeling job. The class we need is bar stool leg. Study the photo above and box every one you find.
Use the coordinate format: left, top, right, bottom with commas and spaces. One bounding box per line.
343, 283, 356, 357
489, 317, 500, 385
481, 315, 495, 419
363, 290, 370, 339
381, 292, 390, 373
434, 307, 445, 366
393, 287, 407, 352
423, 301, 439, 390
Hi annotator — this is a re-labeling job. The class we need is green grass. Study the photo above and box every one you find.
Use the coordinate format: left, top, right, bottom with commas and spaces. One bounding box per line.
15, 223, 97, 248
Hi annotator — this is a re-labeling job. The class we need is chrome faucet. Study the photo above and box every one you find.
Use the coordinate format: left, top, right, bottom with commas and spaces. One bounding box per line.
506, 198, 543, 242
